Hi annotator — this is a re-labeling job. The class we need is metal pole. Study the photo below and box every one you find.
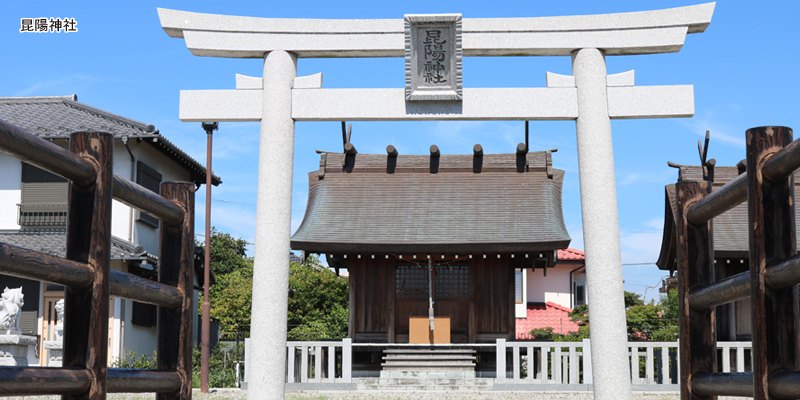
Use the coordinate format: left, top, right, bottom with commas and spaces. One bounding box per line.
201, 121, 218, 393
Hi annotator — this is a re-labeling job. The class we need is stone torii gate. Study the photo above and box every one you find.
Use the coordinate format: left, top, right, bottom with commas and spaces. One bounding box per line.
158, 4, 715, 399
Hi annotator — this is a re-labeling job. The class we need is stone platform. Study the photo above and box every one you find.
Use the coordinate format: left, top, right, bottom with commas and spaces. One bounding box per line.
0, 334, 37, 366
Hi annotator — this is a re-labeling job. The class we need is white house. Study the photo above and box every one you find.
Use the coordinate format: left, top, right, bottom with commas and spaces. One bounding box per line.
515, 248, 586, 339
0, 95, 220, 366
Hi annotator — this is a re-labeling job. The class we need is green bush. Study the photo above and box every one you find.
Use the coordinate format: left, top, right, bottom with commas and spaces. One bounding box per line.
112, 350, 157, 369
192, 344, 245, 388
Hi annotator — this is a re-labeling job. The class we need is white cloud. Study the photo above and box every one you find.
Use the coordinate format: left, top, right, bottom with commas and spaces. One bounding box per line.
15, 75, 114, 96
677, 111, 745, 149
644, 217, 664, 230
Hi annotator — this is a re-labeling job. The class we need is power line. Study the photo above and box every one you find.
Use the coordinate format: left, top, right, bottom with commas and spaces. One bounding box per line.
195, 197, 256, 206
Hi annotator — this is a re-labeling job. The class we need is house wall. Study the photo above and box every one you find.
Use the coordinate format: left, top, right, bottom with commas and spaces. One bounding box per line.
0, 153, 23, 229
0, 137, 196, 366
112, 140, 193, 256
515, 268, 527, 318
526, 263, 574, 309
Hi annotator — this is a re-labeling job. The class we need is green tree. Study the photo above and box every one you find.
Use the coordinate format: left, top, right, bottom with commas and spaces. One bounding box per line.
287, 257, 349, 340
204, 228, 252, 277
624, 291, 645, 309
198, 228, 254, 337
660, 288, 679, 322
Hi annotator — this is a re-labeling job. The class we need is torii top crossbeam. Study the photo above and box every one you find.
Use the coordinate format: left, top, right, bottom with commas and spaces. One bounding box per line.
159, 3, 713, 58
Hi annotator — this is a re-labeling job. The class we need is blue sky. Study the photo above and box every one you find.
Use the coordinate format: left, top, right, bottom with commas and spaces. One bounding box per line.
2, 1, 799, 302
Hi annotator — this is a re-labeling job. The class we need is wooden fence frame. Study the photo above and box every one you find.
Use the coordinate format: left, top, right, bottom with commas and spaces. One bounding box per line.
0, 120, 195, 400
676, 126, 800, 399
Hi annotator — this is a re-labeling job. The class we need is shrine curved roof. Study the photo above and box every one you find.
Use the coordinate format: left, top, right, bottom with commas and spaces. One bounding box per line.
656, 166, 800, 270
291, 150, 570, 254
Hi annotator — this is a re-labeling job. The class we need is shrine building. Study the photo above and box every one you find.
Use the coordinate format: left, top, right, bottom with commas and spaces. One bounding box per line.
291, 145, 571, 344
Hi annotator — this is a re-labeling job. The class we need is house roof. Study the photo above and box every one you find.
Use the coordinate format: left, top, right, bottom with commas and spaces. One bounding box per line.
557, 248, 585, 261
291, 150, 571, 254
656, 166, 800, 270
0, 229, 158, 264
0, 95, 221, 186
516, 301, 581, 339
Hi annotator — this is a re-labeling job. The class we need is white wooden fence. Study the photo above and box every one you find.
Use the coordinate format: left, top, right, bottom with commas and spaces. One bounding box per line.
242, 339, 752, 390
285, 339, 352, 384
496, 339, 752, 389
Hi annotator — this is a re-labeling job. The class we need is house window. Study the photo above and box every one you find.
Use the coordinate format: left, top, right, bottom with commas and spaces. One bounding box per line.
515, 268, 523, 304
434, 265, 468, 299
395, 264, 469, 299
396, 265, 428, 299
19, 162, 68, 226
574, 281, 586, 306
136, 161, 162, 228
131, 301, 157, 327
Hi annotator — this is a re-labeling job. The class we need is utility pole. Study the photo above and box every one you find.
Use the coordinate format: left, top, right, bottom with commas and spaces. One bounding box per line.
200, 121, 218, 393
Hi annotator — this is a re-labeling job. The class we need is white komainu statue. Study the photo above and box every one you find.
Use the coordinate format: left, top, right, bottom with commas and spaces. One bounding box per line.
54, 299, 65, 340
0, 287, 24, 331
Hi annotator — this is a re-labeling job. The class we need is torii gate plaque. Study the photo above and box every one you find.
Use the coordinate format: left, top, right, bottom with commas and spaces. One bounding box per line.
159, 4, 714, 399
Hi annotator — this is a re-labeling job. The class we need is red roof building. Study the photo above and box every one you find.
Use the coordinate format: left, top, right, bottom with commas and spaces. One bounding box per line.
515, 248, 586, 339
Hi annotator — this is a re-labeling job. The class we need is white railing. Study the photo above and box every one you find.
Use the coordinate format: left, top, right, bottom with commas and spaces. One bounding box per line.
258, 338, 751, 390
496, 338, 593, 385
718, 341, 752, 373
285, 339, 352, 384
496, 339, 752, 388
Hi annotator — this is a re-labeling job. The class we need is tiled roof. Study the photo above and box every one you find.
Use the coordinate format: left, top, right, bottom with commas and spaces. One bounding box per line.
289, 252, 303, 263
292, 151, 571, 253
516, 302, 581, 339
656, 166, 800, 270
557, 248, 584, 261
0, 229, 158, 264
0, 95, 220, 186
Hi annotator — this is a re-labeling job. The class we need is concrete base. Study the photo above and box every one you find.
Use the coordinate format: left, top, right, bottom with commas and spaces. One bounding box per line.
0, 334, 37, 366
43, 340, 63, 367
356, 376, 493, 391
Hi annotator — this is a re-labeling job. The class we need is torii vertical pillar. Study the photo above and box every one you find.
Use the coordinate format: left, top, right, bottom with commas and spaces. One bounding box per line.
573, 48, 632, 399
250, 50, 297, 399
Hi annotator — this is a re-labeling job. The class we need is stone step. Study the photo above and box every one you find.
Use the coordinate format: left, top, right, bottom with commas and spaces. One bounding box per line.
356, 385, 493, 391
355, 377, 494, 391
383, 355, 476, 361
382, 365, 475, 371
379, 370, 476, 379
384, 349, 476, 354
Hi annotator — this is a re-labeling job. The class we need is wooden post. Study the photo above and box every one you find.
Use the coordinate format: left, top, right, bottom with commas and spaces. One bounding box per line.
157, 182, 195, 400
745, 126, 799, 400
675, 180, 716, 400
63, 131, 113, 400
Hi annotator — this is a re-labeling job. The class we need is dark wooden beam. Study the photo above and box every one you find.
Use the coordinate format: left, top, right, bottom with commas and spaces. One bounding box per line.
0, 120, 95, 186
676, 180, 716, 400
746, 126, 798, 400
107, 369, 182, 393
112, 175, 184, 225
63, 131, 114, 400
110, 270, 183, 309
0, 243, 93, 289
157, 182, 195, 400
0, 367, 91, 396
692, 372, 752, 397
